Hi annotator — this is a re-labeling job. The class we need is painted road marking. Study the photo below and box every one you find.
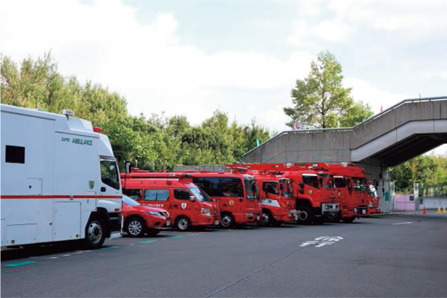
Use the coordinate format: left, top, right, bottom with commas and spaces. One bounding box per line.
3, 261, 36, 268
101, 245, 119, 250
170, 235, 183, 240
393, 222, 413, 225
300, 236, 344, 248
62, 254, 71, 257
140, 240, 156, 244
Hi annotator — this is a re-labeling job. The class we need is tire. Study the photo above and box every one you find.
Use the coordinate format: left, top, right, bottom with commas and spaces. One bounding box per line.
126, 217, 146, 237
84, 216, 106, 249
296, 206, 314, 225
342, 217, 356, 223
259, 210, 273, 226
220, 213, 234, 228
176, 216, 191, 231
146, 229, 160, 237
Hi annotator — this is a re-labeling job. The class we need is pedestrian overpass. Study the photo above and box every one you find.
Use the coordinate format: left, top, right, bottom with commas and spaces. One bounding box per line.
241, 96, 447, 212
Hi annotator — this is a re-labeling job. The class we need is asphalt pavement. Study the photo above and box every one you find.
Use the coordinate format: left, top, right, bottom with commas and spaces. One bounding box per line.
2, 213, 447, 297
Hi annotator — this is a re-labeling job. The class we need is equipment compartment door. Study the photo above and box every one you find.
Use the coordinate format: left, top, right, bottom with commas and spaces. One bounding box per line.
53, 202, 81, 241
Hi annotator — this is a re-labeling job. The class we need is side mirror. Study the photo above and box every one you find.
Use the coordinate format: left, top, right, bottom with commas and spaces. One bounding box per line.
299, 183, 305, 189
189, 196, 196, 202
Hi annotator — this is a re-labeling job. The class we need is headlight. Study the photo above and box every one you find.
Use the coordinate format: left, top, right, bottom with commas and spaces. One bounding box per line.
201, 208, 211, 216
148, 211, 160, 216
353, 208, 358, 214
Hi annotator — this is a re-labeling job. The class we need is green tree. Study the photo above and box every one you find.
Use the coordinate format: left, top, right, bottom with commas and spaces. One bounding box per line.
284, 51, 372, 129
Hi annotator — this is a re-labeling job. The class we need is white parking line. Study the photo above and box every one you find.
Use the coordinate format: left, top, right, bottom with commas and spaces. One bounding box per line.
393, 222, 413, 225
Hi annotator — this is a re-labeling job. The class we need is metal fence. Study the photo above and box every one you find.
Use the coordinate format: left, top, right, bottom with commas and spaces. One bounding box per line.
419, 184, 447, 198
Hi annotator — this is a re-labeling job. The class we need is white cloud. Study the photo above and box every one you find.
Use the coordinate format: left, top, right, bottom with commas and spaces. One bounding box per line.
0, 0, 314, 132
344, 78, 410, 113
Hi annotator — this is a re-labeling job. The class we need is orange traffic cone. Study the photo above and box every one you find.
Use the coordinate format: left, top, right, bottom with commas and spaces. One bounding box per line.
422, 206, 426, 214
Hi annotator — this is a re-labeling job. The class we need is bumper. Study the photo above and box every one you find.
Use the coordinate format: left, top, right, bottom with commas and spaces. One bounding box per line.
321, 203, 340, 215
342, 207, 369, 218
194, 215, 221, 226
234, 212, 261, 224
150, 217, 171, 230
271, 209, 295, 222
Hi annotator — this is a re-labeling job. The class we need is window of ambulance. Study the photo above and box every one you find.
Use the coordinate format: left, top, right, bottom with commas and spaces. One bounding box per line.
302, 174, 319, 189
123, 189, 142, 201
100, 159, 120, 190
244, 177, 259, 200
174, 189, 190, 201
144, 190, 169, 201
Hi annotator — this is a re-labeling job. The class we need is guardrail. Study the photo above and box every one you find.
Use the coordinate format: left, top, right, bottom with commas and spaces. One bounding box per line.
242, 96, 447, 158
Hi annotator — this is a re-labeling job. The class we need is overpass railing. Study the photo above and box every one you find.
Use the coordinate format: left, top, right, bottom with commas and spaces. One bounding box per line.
242, 96, 447, 158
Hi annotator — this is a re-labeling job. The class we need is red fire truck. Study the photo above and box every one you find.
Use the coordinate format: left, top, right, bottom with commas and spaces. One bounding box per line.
229, 166, 297, 226
238, 163, 340, 224
121, 174, 220, 231
328, 164, 370, 222
122, 170, 262, 228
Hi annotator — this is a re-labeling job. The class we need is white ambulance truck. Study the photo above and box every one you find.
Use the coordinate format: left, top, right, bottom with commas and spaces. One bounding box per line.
1, 104, 122, 249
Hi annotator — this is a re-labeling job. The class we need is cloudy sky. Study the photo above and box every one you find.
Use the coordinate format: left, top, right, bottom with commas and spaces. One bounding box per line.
1, 0, 446, 153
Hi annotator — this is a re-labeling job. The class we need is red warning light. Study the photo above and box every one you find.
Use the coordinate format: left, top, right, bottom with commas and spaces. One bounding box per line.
93, 127, 103, 133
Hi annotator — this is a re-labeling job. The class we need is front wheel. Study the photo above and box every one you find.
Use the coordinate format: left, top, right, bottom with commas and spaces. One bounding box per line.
220, 213, 234, 228
259, 211, 273, 226
84, 217, 106, 249
176, 216, 191, 231
126, 217, 145, 237
342, 217, 356, 223
296, 206, 314, 225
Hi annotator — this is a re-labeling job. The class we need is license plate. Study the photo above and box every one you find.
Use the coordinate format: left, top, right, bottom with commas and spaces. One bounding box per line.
215, 220, 219, 225
166, 221, 170, 226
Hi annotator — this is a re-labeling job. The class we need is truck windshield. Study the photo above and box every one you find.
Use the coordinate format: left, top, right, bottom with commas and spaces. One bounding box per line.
319, 174, 333, 189
189, 187, 213, 202
280, 179, 292, 197
100, 159, 120, 190
122, 195, 140, 206
353, 177, 367, 191
244, 177, 259, 200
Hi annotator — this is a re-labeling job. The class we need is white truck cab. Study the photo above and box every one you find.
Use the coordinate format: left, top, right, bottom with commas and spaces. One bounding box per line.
1, 104, 122, 248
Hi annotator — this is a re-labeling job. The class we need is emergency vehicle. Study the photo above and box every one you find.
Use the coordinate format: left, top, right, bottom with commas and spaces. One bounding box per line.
125, 171, 262, 228
328, 164, 370, 222
1, 104, 122, 249
121, 195, 171, 237
238, 163, 340, 224
121, 174, 220, 231
229, 166, 297, 226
